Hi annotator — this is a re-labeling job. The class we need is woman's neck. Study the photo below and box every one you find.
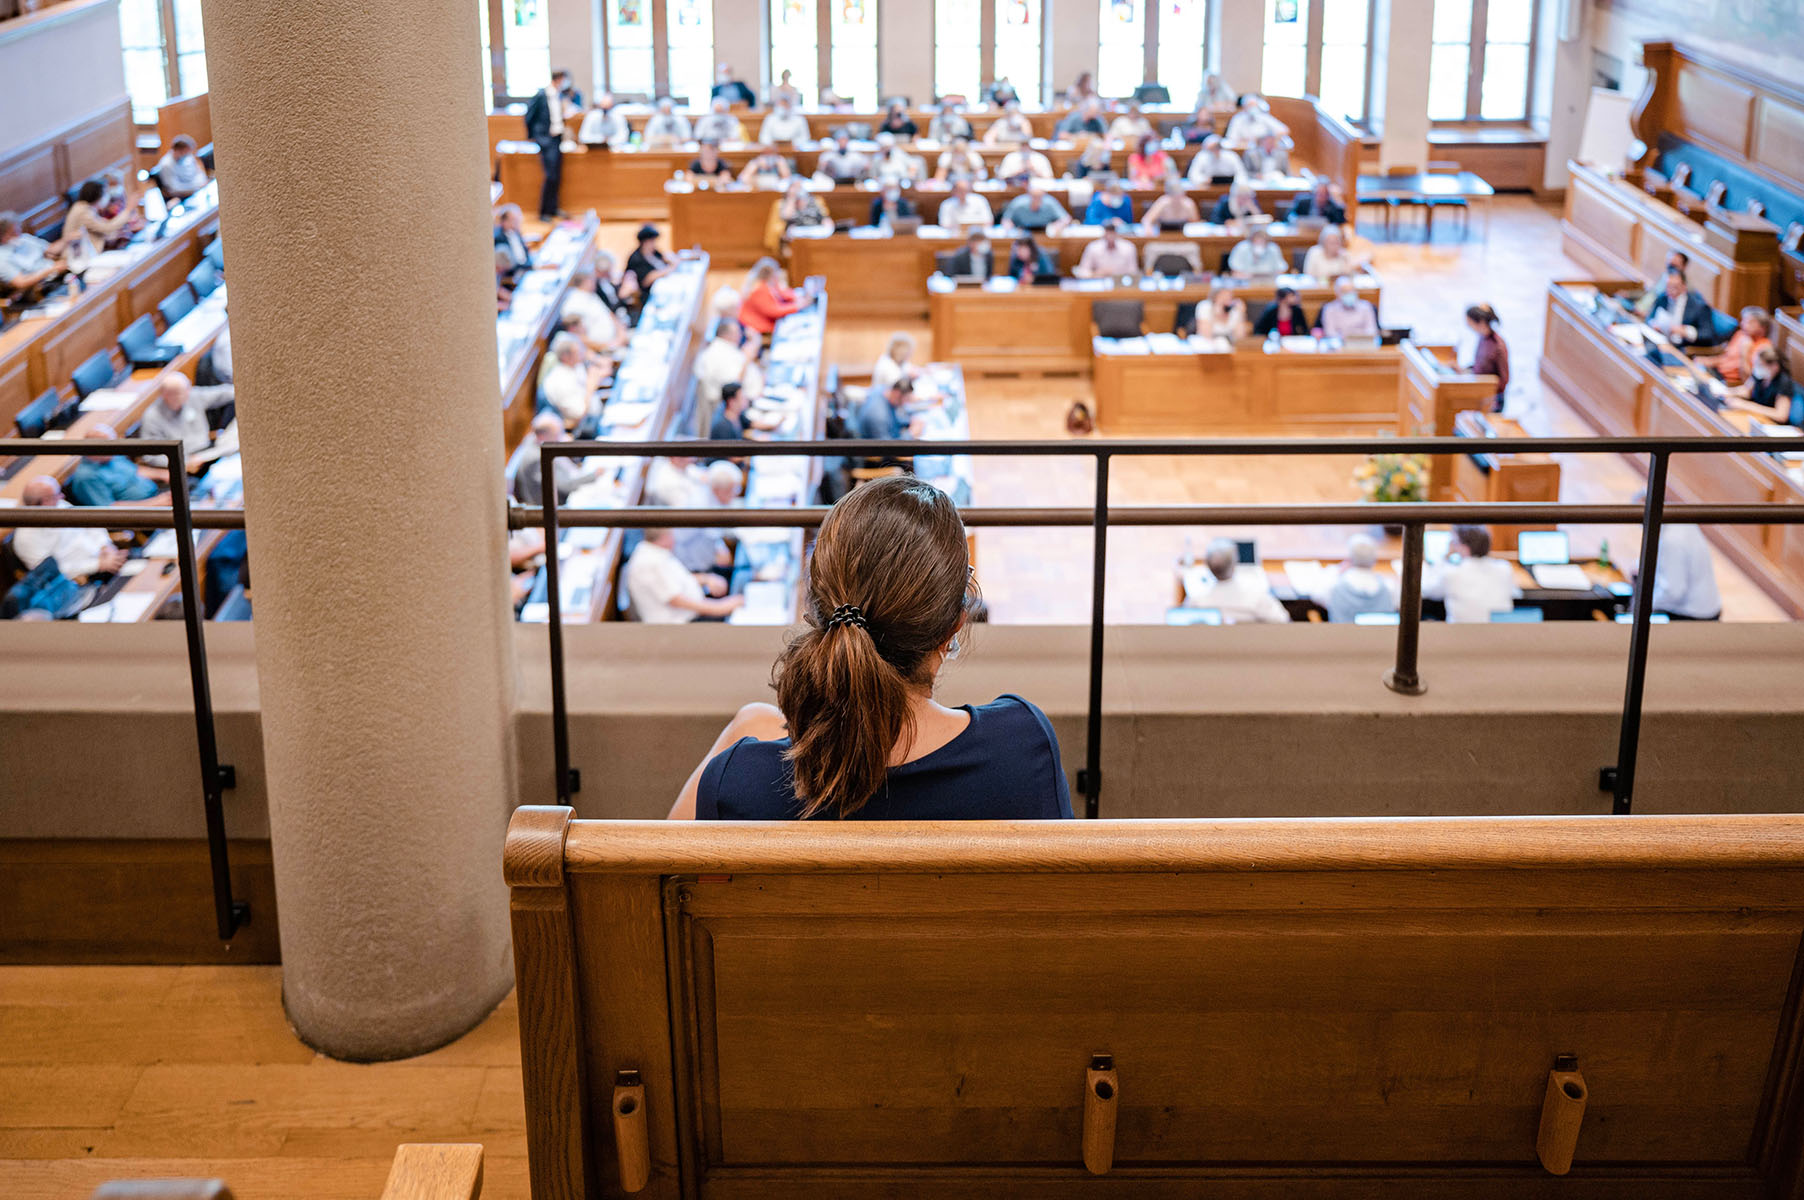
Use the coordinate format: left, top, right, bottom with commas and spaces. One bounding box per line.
889, 688, 969, 767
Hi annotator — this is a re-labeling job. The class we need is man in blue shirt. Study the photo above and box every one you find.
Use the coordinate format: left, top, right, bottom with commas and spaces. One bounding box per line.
1083, 179, 1135, 227
855, 378, 925, 443
67, 424, 162, 506
0, 212, 68, 298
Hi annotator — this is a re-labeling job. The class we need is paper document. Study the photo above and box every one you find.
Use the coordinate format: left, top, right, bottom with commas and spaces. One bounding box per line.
79, 388, 136, 413
1530, 563, 1593, 591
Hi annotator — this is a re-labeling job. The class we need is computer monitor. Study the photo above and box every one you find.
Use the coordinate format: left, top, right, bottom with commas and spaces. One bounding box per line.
1352, 611, 1401, 626
1166, 606, 1224, 626
1423, 530, 1453, 563
1614, 613, 1671, 624
1490, 608, 1545, 622
1234, 539, 1259, 566
1515, 530, 1571, 566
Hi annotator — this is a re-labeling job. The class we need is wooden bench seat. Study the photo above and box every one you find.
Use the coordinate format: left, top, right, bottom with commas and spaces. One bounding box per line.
504, 806, 1804, 1199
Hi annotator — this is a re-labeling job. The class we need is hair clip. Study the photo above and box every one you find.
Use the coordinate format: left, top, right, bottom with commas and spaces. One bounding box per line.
825, 604, 868, 631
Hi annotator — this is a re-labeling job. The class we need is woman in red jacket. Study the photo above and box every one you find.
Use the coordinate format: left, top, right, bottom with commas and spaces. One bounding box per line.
737, 258, 803, 337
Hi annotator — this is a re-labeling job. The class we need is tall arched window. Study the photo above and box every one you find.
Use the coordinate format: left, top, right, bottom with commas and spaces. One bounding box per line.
1256, 0, 1372, 121
1096, 0, 1146, 98
993, 0, 1043, 108
665, 0, 715, 105
604, 0, 654, 97
770, 0, 820, 103
934, 0, 982, 102
1157, 0, 1208, 111
1426, 0, 1535, 121
830, 0, 880, 108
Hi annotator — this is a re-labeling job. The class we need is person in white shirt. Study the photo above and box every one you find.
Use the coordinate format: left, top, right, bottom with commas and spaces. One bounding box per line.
817, 130, 872, 182
1224, 94, 1290, 144
1243, 134, 1290, 178
769, 69, 804, 110
624, 528, 744, 622
1227, 228, 1288, 277
1189, 539, 1291, 623
996, 147, 1054, 182
692, 321, 749, 435
934, 137, 987, 182
936, 180, 994, 231
1316, 275, 1380, 340
671, 461, 745, 573
693, 98, 746, 143
757, 100, 811, 145
1074, 221, 1139, 278
644, 456, 705, 508
1301, 224, 1362, 282
1106, 104, 1154, 145
981, 101, 1034, 145
153, 135, 210, 199
928, 102, 973, 143
139, 374, 234, 464
578, 95, 630, 147
540, 332, 595, 427
871, 332, 915, 396
1198, 72, 1237, 112
1424, 524, 1519, 622
1185, 135, 1244, 184
0, 212, 68, 296
1309, 534, 1399, 623
871, 133, 924, 185
642, 98, 693, 147
562, 269, 625, 352
1646, 521, 1722, 620
15, 476, 127, 580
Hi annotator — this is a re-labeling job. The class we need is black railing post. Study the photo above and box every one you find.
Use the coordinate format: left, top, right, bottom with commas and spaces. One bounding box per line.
1080, 452, 1110, 819
1384, 521, 1428, 696
1610, 453, 1670, 815
540, 448, 577, 804
166, 443, 245, 941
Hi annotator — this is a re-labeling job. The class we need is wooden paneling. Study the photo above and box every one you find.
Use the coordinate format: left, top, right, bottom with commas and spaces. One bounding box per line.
1751, 98, 1804, 184
0, 350, 37, 430
1093, 351, 1402, 434
62, 104, 134, 184
155, 92, 212, 153
0, 99, 134, 236
1634, 42, 1804, 213
1673, 63, 1756, 160
0, 142, 62, 232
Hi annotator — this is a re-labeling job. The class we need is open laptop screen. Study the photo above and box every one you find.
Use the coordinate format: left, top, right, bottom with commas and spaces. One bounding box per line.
1516, 530, 1571, 566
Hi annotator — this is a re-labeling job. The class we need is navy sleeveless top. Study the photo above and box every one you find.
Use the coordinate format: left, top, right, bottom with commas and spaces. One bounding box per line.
696, 694, 1073, 820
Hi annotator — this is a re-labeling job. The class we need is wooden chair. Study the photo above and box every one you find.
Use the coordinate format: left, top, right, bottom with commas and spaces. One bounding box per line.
506, 805, 1804, 1199
91, 1145, 483, 1200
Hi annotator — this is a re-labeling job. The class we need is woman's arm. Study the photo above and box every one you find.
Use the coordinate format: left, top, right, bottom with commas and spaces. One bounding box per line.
669, 701, 789, 819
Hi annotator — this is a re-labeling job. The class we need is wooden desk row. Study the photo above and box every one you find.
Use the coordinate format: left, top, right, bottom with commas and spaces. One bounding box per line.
927, 275, 1381, 374
496, 217, 601, 454
1561, 161, 1779, 312
0, 184, 221, 431
671, 182, 1322, 268
1539, 279, 1804, 616
498, 140, 1315, 222
1092, 340, 1402, 434
1397, 340, 1507, 498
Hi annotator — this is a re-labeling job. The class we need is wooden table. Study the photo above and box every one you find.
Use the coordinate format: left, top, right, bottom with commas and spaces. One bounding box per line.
1091, 340, 1403, 434
1449, 411, 1561, 552
1356, 171, 1494, 242
928, 274, 1382, 374
1397, 340, 1503, 498
1539, 279, 1804, 616
496, 217, 600, 453
787, 223, 1329, 318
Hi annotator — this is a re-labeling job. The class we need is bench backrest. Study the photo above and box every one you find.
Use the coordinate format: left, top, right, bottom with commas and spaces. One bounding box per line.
504, 806, 1804, 1199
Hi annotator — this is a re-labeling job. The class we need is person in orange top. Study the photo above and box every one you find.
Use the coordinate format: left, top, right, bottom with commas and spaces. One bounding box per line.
1697, 306, 1773, 387
736, 257, 803, 337
1126, 133, 1174, 188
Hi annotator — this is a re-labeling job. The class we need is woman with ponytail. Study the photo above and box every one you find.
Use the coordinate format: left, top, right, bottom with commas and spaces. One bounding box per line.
1463, 303, 1510, 412
670, 476, 1071, 820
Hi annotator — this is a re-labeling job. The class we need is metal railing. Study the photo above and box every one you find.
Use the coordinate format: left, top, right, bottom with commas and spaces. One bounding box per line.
533, 434, 1804, 819
6, 432, 1803, 939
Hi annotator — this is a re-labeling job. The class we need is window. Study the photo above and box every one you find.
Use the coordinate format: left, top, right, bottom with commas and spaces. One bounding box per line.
479, 3, 494, 113
119, 0, 169, 123
172, 0, 207, 93
1480, 0, 1533, 119
504, 0, 551, 98
1097, 0, 1146, 98
1157, 0, 1207, 113
1426, 0, 1471, 119
934, 0, 981, 103
665, 0, 713, 105
599, 0, 651, 96
1316, 0, 1368, 120
770, 0, 820, 104
1423, 0, 1537, 122
830, 0, 879, 109
1260, 0, 1308, 100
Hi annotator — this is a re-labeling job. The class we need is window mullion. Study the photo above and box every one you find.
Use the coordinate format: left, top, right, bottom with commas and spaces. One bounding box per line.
1466, 0, 1488, 120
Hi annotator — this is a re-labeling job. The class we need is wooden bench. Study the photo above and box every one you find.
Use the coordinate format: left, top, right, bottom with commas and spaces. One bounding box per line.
90, 1143, 485, 1199
505, 805, 1804, 1198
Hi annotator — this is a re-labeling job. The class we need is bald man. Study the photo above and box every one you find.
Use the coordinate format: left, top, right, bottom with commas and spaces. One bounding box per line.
66, 424, 163, 506
139, 373, 234, 465
511, 411, 602, 507
15, 475, 126, 579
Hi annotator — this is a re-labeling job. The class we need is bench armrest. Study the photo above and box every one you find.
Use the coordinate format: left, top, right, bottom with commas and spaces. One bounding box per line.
378, 1144, 484, 1200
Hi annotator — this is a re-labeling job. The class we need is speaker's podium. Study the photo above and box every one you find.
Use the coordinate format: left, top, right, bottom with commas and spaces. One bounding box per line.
505, 805, 1804, 1198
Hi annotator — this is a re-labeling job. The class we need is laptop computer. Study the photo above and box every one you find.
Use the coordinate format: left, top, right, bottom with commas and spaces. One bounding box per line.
1518, 530, 1593, 590
1234, 539, 1260, 568
1423, 529, 1453, 564
1490, 607, 1545, 622
1167, 606, 1224, 626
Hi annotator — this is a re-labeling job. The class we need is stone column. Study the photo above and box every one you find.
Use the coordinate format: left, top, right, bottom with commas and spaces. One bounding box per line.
1370, 0, 1434, 172
1211, 0, 1266, 97
198, 0, 520, 1060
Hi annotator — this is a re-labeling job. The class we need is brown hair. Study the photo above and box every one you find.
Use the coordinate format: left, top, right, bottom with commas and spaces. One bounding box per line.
774, 476, 976, 817
1454, 523, 1492, 558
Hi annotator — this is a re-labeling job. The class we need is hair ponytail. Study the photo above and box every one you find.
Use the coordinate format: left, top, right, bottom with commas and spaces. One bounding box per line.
773, 476, 974, 817
1466, 304, 1500, 330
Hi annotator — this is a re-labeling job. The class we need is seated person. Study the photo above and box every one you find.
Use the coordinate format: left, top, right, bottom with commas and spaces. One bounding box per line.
738, 146, 794, 189
687, 140, 737, 184
866, 181, 919, 228
737, 257, 803, 335
694, 320, 750, 433
985, 77, 1020, 107
1316, 275, 1379, 340
710, 64, 756, 107
62, 179, 139, 255
710, 382, 756, 443
1199, 72, 1237, 111
670, 475, 1071, 820
623, 528, 744, 624
1644, 521, 1722, 621
1646, 267, 1714, 346
1730, 346, 1799, 424
871, 332, 917, 396
511, 412, 602, 506
670, 461, 745, 574
593, 249, 637, 313
153, 135, 210, 199
1423, 524, 1518, 622
757, 100, 812, 145
1108, 104, 1155, 145
1198, 283, 1249, 339
0, 211, 68, 297
999, 182, 1070, 233
642, 97, 692, 147
1005, 234, 1058, 283
67, 424, 163, 506
934, 136, 988, 182
1141, 177, 1200, 231
1309, 534, 1399, 623
928, 101, 974, 143
495, 248, 518, 309
936, 179, 995, 231
1188, 538, 1291, 623
1289, 178, 1347, 225
1301, 223, 1362, 281
1186, 135, 1245, 183
770, 69, 804, 109
871, 133, 925, 185
140, 374, 235, 465
1224, 94, 1290, 144
1083, 178, 1135, 226
777, 179, 829, 238
1695, 306, 1773, 386
996, 146, 1055, 183
1173, 105, 1217, 145
1073, 220, 1138, 278
981, 101, 1034, 145
1065, 136, 1114, 180
1227, 227, 1287, 276
941, 230, 995, 281
645, 455, 704, 507
1057, 98, 1107, 138
1064, 71, 1098, 107
693, 97, 747, 143
1252, 286, 1312, 337
817, 129, 872, 182
15, 475, 127, 582
1125, 134, 1174, 187
562, 268, 627, 353
1242, 134, 1290, 178
538, 332, 599, 427
1210, 179, 1262, 224
493, 203, 532, 282
626, 224, 674, 294
878, 100, 919, 139
856, 376, 925, 440
578, 94, 630, 146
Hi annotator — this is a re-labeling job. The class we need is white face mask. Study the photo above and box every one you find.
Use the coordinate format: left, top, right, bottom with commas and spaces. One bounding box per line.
1339, 293, 1358, 308
1754, 367, 1775, 382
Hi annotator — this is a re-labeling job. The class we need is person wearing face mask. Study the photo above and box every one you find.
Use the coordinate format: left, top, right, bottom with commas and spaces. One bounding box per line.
1083, 178, 1135, 227
867, 181, 918, 228
929, 101, 973, 143
1315, 276, 1379, 341
1731, 346, 1798, 424
526, 69, 583, 220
